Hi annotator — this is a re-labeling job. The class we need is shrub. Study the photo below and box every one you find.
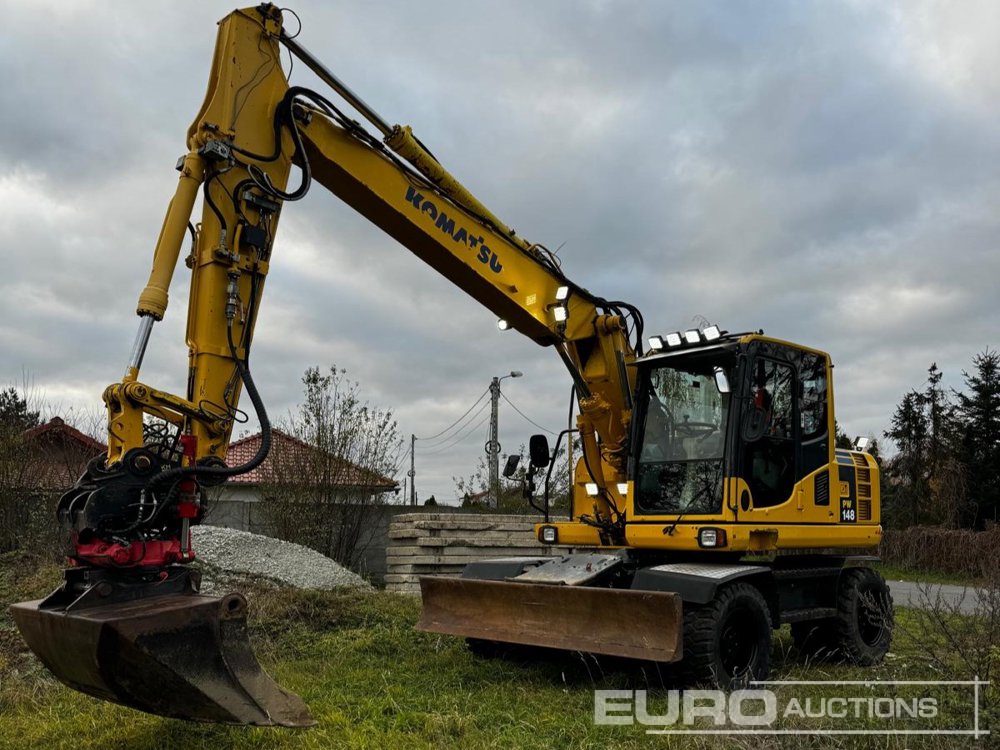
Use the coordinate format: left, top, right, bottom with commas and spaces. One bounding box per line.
880, 526, 1000, 579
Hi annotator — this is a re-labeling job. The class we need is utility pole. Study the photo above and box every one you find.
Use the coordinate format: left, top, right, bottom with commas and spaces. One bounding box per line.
409, 433, 416, 506
487, 378, 500, 509
487, 371, 522, 508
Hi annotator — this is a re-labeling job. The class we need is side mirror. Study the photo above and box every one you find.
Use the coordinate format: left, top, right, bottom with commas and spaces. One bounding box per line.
529, 434, 550, 468
713, 366, 730, 394
502, 454, 521, 478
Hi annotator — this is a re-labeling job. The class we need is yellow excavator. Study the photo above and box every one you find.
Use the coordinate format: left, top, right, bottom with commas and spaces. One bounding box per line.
11, 5, 892, 727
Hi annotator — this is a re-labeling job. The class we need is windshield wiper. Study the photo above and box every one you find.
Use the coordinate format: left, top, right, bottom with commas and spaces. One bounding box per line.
663, 483, 714, 536
664, 512, 686, 536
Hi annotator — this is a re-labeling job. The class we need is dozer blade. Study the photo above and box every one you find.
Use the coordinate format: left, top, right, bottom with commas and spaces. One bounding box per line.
11, 578, 314, 727
417, 576, 683, 662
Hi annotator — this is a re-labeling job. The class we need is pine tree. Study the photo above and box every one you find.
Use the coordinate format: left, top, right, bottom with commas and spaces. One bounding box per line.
865, 437, 883, 466
955, 349, 1000, 527
924, 364, 944, 477
884, 390, 928, 526
834, 420, 854, 450
921, 364, 968, 526
0, 387, 40, 433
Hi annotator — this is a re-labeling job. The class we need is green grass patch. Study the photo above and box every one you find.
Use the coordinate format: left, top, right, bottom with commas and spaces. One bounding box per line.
1, 558, 996, 749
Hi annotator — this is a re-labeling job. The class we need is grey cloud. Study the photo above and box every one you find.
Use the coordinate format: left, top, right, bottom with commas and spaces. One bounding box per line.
1, 0, 998, 500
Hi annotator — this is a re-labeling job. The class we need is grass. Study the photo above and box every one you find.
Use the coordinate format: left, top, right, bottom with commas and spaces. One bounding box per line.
0, 552, 996, 749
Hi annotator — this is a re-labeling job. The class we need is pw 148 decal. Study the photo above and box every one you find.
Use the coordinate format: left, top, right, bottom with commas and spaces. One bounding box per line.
405, 187, 504, 273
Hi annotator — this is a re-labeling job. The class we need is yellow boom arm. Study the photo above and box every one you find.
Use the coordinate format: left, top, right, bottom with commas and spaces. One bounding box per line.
13, 5, 887, 730
109, 4, 638, 522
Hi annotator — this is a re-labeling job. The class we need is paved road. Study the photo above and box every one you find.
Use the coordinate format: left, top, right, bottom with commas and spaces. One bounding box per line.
886, 580, 988, 615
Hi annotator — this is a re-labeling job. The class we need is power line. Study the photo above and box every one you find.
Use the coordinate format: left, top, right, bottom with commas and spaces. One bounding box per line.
418, 402, 491, 454
420, 410, 490, 455
389, 444, 411, 474
500, 392, 557, 435
416, 388, 489, 443
420, 411, 491, 455
417, 398, 490, 449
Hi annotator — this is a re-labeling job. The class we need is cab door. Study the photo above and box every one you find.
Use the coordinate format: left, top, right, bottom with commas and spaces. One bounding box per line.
734, 341, 831, 515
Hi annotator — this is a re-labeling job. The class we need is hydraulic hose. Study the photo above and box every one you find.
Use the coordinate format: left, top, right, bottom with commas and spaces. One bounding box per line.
146, 326, 270, 497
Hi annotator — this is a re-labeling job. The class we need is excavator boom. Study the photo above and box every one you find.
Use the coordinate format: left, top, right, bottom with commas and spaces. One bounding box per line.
11, 2, 887, 727
11, 4, 643, 725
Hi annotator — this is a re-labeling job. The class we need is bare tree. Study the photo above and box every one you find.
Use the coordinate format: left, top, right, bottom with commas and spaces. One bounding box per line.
0, 387, 101, 556
455, 439, 577, 513
895, 571, 1000, 730
0, 387, 41, 553
260, 366, 402, 570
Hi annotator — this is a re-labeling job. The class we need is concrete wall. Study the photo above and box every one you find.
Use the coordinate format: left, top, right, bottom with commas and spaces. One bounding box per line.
205, 485, 258, 532
351, 506, 497, 581
384, 513, 556, 594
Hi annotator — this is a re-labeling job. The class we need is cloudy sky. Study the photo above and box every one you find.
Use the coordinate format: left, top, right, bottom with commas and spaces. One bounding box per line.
1, 0, 998, 503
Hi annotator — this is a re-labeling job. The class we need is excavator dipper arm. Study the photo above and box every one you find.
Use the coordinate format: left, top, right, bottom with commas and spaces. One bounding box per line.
12, 4, 649, 725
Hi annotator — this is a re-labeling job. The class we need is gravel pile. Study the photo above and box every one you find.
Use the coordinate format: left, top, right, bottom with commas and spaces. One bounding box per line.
191, 525, 372, 592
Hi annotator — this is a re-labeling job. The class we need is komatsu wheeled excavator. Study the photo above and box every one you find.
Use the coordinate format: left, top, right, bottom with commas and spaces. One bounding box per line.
11, 5, 893, 727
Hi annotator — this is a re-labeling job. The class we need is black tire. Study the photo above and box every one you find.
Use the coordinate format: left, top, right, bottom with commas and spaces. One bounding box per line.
683, 582, 772, 688
835, 567, 893, 666
791, 568, 893, 665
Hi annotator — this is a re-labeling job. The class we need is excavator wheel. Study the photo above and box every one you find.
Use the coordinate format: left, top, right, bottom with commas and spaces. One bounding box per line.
681, 582, 772, 689
791, 567, 893, 665
835, 568, 893, 665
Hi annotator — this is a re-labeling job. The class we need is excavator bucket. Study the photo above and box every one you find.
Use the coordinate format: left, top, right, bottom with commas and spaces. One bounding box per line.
417, 576, 683, 662
10, 570, 314, 727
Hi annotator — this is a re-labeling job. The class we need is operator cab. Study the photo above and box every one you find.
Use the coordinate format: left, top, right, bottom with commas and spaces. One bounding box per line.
633, 332, 831, 516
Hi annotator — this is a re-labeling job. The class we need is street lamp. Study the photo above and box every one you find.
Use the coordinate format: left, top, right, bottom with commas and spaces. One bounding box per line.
487, 371, 522, 508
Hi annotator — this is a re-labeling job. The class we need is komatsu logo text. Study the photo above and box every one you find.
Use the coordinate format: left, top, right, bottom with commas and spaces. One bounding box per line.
405, 187, 503, 273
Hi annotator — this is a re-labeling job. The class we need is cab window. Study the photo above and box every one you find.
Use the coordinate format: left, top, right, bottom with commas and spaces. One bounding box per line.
635, 356, 732, 515
741, 358, 796, 507
798, 351, 829, 476
799, 353, 827, 440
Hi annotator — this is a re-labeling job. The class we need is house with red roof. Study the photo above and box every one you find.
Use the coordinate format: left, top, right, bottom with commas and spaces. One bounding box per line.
21, 416, 105, 491
6, 419, 399, 559
1, 417, 105, 552
208, 429, 400, 531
